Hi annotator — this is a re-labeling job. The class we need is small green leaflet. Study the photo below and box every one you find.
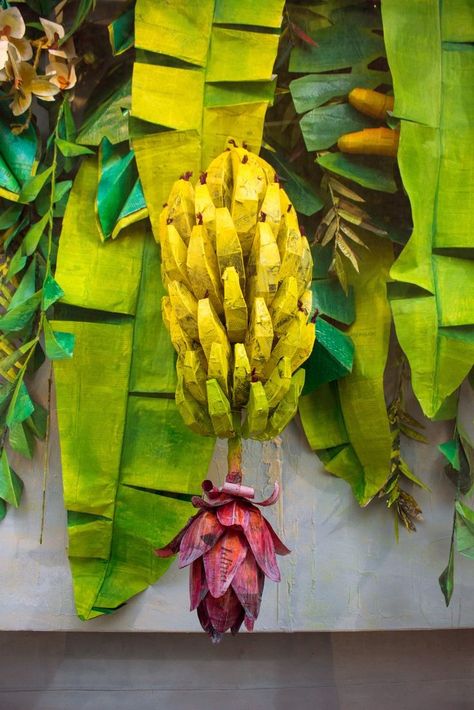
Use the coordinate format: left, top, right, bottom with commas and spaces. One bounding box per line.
43, 319, 75, 360
62, 0, 96, 41
18, 166, 54, 203
0, 202, 22, 229
9, 259, 36, 310
439, 532, 455, 607
0, 339, 36, 379
455, 501, 474, 559
23, 214, 49, 256
0, 498, 5, 522
439, 439, 461, 471
8, 421, 35, 459
0, 449, 23, 508
7, 247, 27, 278
26, 400, 48, 440
56, 138, 95, 158
317, 152, 397, 193
6, 379, 34, 427
0, 291, 42, 333
42, 273, 64, 310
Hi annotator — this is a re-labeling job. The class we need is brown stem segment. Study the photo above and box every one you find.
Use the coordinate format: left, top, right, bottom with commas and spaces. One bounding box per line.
226, 436, 243, 484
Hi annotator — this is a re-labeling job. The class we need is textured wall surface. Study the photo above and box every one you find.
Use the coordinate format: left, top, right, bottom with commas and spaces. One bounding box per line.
0, 375, 473, 632
0, 630, 473, 709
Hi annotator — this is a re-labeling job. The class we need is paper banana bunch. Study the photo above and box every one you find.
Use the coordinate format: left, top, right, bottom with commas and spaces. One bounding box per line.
159, 142, 314, 440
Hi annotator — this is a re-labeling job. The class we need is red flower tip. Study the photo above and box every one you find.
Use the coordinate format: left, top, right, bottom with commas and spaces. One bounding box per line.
154, 478, 289, 640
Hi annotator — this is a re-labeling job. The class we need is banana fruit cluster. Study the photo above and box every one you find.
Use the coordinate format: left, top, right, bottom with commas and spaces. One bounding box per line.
159, 142, 315, 440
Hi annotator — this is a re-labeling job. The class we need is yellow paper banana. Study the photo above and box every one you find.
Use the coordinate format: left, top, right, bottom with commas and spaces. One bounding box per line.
160, 141, 316, 440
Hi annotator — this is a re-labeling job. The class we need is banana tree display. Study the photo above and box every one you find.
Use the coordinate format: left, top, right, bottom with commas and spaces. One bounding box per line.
0, 0, 472, 638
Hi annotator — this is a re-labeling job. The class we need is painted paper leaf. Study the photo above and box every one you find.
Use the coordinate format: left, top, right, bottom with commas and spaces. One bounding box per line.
77, 77, 131, 146
0, 102, 38, 202
132, 0, 285, 233
96, 139, 147, 240
54, 159, 215, 619
109, 5, 134, 55
299, 236, 393, 505
382, 0, 474, 418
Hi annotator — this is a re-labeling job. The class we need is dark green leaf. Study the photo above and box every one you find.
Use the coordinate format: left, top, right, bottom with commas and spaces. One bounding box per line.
0, 498, 5, 522
0, 449, 23, 507
7, 379, 34, 426
53, 180, 73, 204
311, 277, 355, 325
0, 101, 37, 199
23, 214, 49, 256
108, 5, 134, 55
439, 534, 455, 606
289, 23, 385, 73
0, 291, 42, 333
0, 202, 22, 229
56, 138, 95, 158
317, 152, 398, 193
302, 317, 354, 393
7, 247, 27, 279
260, 146, 324, 216
42, 319, 75, 359
62, 0, 96, 41
18, 167, 53, 203
8, 420, 35, 459
42, 273, 64, 310
300, 103, 376, 151
77, 78, 131, 147
455, 501, 474, 559
439, 439, 460, 471
290, 71, 389, 114
26, 400, 48, 440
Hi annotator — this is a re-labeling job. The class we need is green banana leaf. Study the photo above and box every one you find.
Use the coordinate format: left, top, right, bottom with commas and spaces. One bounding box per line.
383, 0, 474, 418
132, 0, 286, 232
299, 235, 393, 506
54, 159, 215, 620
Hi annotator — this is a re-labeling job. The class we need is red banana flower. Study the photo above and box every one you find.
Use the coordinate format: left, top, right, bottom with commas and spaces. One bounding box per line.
155, 478, 290, 642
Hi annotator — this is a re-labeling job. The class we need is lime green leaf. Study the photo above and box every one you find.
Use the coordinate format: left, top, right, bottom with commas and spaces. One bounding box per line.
383, 0, 474, 417
317, 152, 397, 193
398, 459, 430, 491
0, 291, 42, 333
53, 180, 73, 204
18, 167, 53, 204
8, 421, 35, 459
43, 319, 75, 360
439, 439, 460, 471
7, 247, 27, 279
56, 138, 95, 158
42, 273, 64, 310
23, 214, 49, 256
0, 449, 23, 507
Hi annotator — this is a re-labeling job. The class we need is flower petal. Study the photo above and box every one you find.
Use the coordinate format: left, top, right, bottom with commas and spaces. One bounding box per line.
264, 518, 291, 556
0, 8, 25, 39
231, 549, 264, 620
179, 510, 224, 568
31, 76, 60, 98
243, 508, 281, 582
205, 587, 242, 634
154, 511, 202, 558
244, 616, 255, 632
217, 501, 249, 528
204, 530, 247, 598
40, 17, 64, 43
197, 600, 213, 636
231, 607, 245, 635
10, 37, 32, 62
189, 557, 208, 611
10, 88, 31, 116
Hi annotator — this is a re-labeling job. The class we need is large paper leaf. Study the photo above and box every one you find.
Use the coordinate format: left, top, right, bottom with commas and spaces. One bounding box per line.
131, 0, 285, 233
54, 159, 215, 619
299, 236, 393, 505
383, 0, 474, 418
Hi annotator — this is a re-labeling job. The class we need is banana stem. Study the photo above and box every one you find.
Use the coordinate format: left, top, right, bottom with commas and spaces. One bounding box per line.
226, 436, 243, 484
